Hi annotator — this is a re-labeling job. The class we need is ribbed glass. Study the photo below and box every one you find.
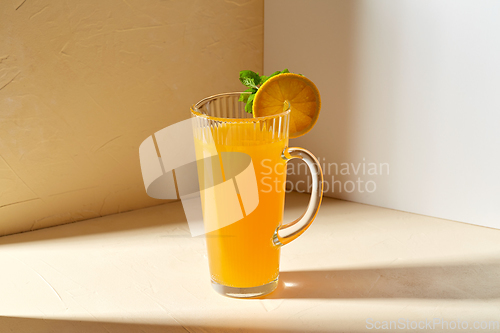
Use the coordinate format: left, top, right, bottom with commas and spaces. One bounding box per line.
190, 92, 323, 298
191, 92, 290, 146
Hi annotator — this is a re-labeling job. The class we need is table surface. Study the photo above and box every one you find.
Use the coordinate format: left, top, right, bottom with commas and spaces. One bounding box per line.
1, 192, 499, 332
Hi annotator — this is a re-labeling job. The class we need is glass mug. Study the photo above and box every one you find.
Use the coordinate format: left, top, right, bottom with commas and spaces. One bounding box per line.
191, 92, 323, 298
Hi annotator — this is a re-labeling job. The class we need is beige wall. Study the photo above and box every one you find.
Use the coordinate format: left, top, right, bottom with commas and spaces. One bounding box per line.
0, 0, 263, 236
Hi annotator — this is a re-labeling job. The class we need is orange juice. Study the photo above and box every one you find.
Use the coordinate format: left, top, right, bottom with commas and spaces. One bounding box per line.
195, 124, 287, 288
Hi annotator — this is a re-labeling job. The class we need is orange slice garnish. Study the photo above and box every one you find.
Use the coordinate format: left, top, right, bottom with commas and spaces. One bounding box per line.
253, 73, 321, 138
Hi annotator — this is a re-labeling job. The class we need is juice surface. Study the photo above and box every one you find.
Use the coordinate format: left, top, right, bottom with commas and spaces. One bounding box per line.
195, 124, 287, 288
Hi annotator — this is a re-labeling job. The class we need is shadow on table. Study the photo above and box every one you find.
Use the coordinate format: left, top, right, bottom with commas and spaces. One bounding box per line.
0, 201, 192, 246
264, 261, 500, 299
0, 316, 351, 333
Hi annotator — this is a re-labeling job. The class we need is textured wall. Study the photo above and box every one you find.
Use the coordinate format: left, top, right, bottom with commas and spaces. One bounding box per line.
0, 0, 263, 236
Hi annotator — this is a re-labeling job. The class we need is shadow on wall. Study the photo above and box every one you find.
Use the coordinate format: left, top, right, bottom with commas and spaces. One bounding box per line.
276, 0, 364, 201
264, 260, 500, 300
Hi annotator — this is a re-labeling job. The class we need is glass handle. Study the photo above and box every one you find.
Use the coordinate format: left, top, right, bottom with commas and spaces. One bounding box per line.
273, 147, 324, 247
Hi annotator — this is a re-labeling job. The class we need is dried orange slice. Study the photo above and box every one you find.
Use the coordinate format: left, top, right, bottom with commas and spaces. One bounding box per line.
252, 73, 321, 138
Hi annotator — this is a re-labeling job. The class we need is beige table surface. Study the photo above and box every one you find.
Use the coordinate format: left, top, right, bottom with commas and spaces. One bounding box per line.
1, 192, 499, 333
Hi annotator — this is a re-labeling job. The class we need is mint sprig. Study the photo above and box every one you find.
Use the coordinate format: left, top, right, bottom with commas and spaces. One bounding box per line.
239, 70, 260, 89
239, 69, 290, 114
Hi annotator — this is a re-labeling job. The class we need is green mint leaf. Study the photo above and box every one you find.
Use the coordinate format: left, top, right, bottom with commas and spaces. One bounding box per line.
238, 88, 256, 103
240, 76, 258, 89
263, 69, 289, 83
239, 69, 295, 114
245, 94, 255, 113
238, 94, 248, 103
269, 70, 282, 78
239, 70, 260, 89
